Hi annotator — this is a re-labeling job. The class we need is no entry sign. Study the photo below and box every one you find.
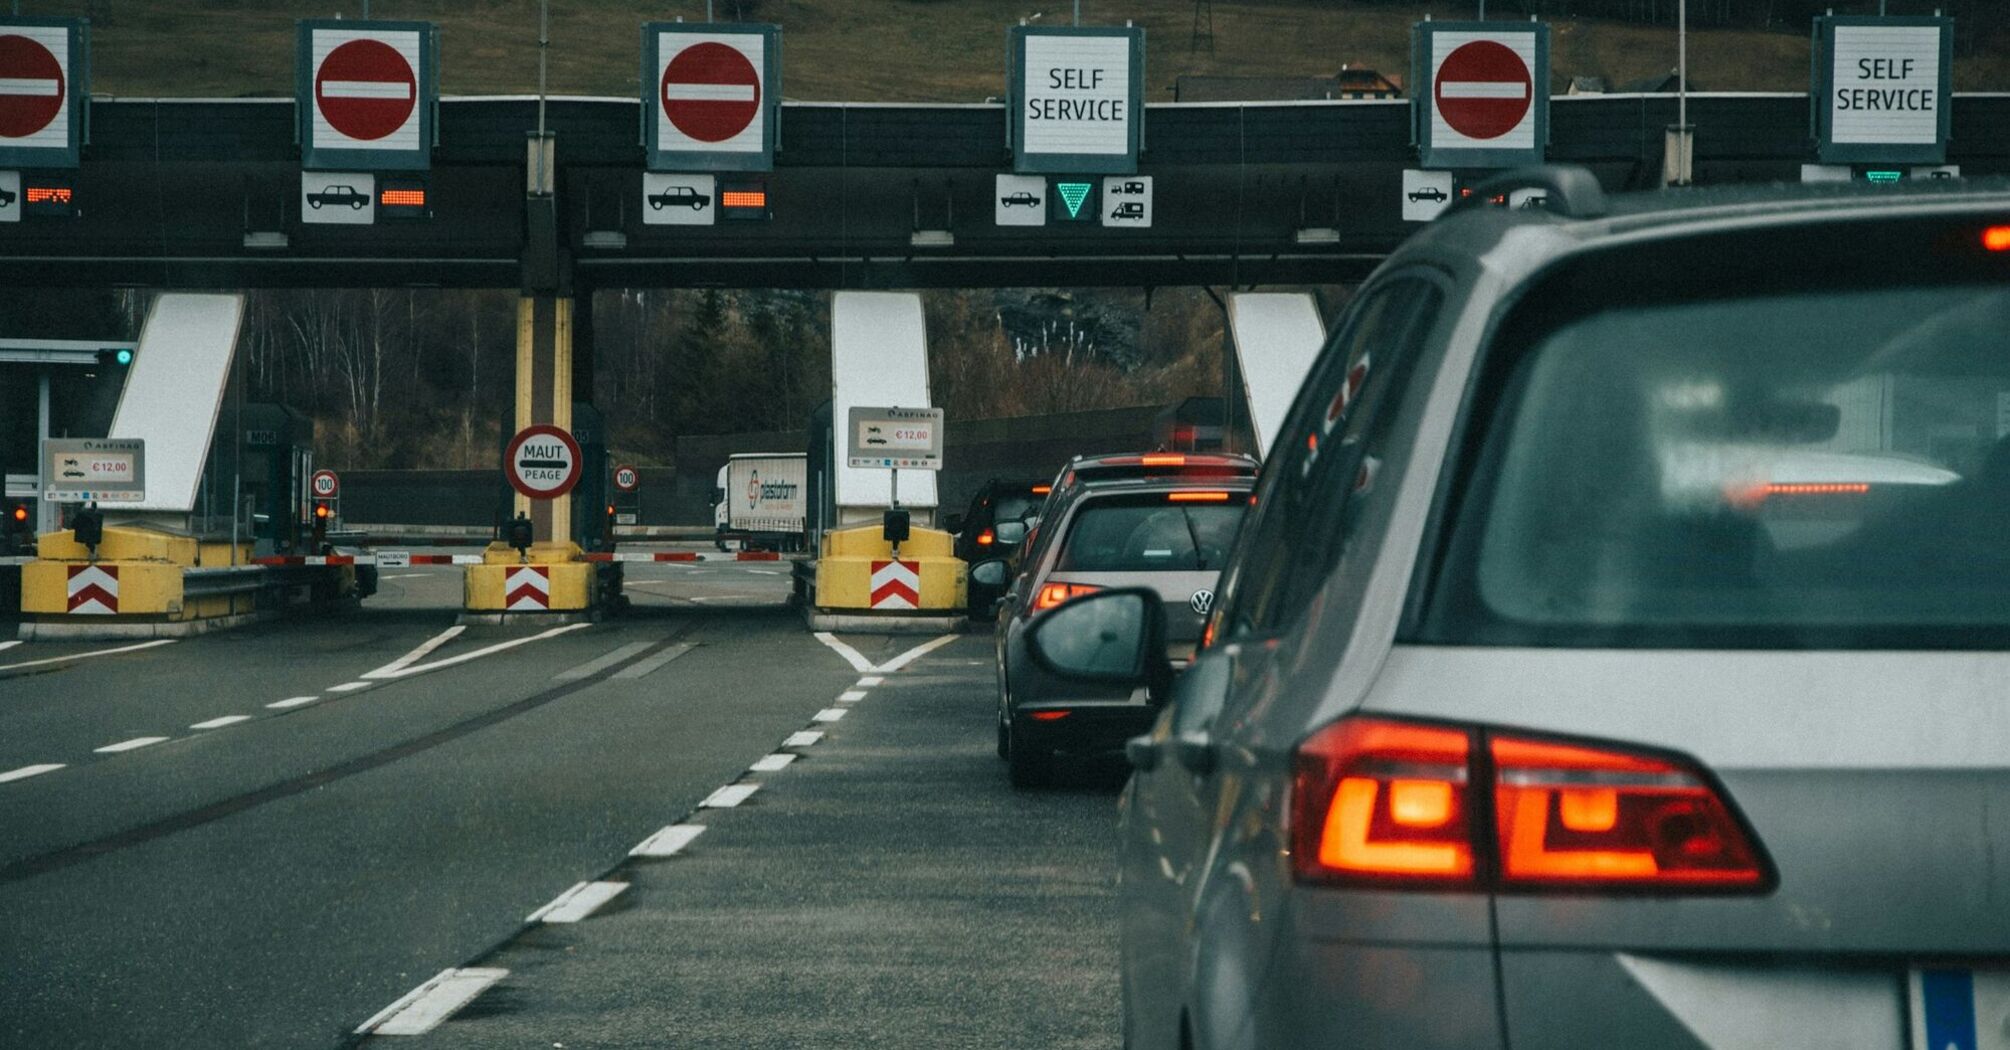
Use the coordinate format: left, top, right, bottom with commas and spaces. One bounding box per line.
506, 424, 583, 500
0, 19, 86, 168
644, 23, 780, 172
298, 20, 435, 171
1414, 22, 1548, 169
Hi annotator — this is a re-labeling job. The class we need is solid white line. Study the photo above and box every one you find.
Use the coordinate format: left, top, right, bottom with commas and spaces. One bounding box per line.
380, 573, 428, 580
189, 715, 251, 730
812, 632, 875, 674
382, 623, 590, 678
662, 82, 757, 102
836, 690, 867, 703
700, 783, 760, 808
613, 643, 694, 680
95, 736, 168, 754
527, 880, 629, 924
327, 682, 372, 693
1439, 81, 1529, 99
0, 763, 63, 784
355, 967, 509, 1037
0, 640, 20, 654
362, 626, 466, 679
630, 823, 706, 857
266, 696, 320, 709
321, 80, 414, 100
0, 639, 175, 674
874, 633, 959, 674
554, 641, 655, 681
782, 730, 824, 748
749, 753, 797, 772
812, 708, 846, 723
856, 675, 884, 687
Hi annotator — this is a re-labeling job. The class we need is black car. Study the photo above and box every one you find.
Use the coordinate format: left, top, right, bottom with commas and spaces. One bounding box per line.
946, 478, 1049, 614
1407, 185, 1449, 203
649, 185, 711, 210
307, 184, 369, 210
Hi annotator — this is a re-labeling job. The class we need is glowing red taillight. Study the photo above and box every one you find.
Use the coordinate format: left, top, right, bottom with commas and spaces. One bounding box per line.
977, 529, 996, 546
1028, 710, 1071, 722
1983, 225, 2010, 252
1292, 717, 1770, 892
1033, 582, 1100, 611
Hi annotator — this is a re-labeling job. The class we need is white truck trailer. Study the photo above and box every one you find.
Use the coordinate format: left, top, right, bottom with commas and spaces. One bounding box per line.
712, 452, 808, 551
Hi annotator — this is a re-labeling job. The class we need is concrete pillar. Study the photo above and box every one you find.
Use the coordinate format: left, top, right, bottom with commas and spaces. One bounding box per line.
514, 296, 573, 545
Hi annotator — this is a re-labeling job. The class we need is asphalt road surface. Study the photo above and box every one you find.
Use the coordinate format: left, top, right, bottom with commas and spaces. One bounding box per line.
0, 556, 1122, 1048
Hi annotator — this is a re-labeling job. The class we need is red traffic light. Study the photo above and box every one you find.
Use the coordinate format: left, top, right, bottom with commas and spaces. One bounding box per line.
314, 503, 331, 520
9, 504, 26, 524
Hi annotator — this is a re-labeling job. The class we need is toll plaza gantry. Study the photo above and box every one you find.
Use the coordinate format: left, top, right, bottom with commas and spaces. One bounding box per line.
2, 11, 2006, 629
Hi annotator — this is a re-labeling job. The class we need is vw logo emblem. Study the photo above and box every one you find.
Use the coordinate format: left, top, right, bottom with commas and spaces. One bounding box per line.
1189, 589, 1215, 615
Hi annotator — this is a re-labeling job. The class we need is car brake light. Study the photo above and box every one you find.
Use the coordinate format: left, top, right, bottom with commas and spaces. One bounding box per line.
1033, 582, 1100, 610
1141, 454, 1187, 466
1167, 490, 1231, 503
1028, 710, 1071, 722
1032, 485, 1052, 495
1293, 719, 1476, 885
1491, 735, 1767, 889
1984, 225, 2010, 252
1291, 717, 1771, 892
977, 529, 996, 546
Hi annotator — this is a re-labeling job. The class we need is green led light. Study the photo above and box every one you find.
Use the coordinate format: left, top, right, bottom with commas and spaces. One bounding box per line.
1055, 182, 1092, 218
114, 349, 133, 365
1864, 170, 1902, 183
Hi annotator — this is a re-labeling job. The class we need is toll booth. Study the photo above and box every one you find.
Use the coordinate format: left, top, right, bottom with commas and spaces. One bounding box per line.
236, 403, 316, 555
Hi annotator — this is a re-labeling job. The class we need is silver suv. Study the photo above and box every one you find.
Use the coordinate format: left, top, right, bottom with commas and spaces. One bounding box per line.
1026, 168, 2010, 1049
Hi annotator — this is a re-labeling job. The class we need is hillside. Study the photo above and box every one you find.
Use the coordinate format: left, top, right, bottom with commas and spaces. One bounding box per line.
56, 1, 2010, 101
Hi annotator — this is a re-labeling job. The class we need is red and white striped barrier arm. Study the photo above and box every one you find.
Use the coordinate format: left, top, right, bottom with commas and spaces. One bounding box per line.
578, 551, 783, 563
251, 550, 786, 567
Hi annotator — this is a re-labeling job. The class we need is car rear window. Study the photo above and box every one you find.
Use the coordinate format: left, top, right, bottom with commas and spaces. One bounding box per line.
1422, 278, 2010, 647
993, 495, 1039, 522
1055, 495, 1245, 573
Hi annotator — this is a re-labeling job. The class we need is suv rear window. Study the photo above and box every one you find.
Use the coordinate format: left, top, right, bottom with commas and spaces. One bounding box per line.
1423, 279, 2010, 647
1055, 494, 1245, 573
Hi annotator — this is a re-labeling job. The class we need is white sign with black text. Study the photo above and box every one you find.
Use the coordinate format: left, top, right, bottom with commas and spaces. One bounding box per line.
1829, 25, 1944, 147
1021, 34, 1132, 157
643, 172, 716, 226
1101, 175, 1152, 227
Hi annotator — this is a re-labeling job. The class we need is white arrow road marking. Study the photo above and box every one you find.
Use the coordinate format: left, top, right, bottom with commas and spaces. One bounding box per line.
0, 639, 175, 674
662, 82, 756, 102
812, 632, 874, 673
362, 626, 465, 679
327, 682, 372, 693
189, 715, 251, 730
874, 634, 959, 673
355, 967, 508, 1037
700, 783, 760, 808
0, 640, 20, 654
630, 824, 706, 858
527, 881, 629, 924
320, 80, 414, 100
378, 623, 590, 678
0, 763, 63, 784
812, 633, 958, 674
856, 675, 884, 687
95, 736, 168, 754
1439, 81, 1528, 98
266, 696, 320, 709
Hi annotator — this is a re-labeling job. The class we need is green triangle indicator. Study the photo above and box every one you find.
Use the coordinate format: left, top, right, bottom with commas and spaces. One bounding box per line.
1055, 182, 1091, 218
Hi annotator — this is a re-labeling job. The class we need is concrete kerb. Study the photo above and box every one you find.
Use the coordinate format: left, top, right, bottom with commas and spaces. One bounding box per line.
803, 609, 974, 635
18, 608, 279, 642
456, 609, 603, 628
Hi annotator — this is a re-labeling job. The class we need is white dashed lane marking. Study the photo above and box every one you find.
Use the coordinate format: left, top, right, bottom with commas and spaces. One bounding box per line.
356, 967, 509, 1037
630, 824, 706, 857
857, 675, 884, 687
95, 736, 168, 754
700, 783, 760, 808
0, 763, 63, 784
189, 715, 251, 730
749, 753, 796, 772
783, 730, 824, 748
527, 880, 629, 924
266, 696, 319, 709
836, 690, 867, 703
812, 708, 847, 723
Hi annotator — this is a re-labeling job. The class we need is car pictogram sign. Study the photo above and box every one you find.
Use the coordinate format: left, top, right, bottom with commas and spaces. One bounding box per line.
644, 24, 779, 172
506, 424, 582, 500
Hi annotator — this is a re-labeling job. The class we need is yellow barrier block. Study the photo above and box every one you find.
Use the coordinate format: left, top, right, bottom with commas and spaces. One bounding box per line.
814, 524, 967, 612
464, 541, 596, 612
22, 526, 256, 620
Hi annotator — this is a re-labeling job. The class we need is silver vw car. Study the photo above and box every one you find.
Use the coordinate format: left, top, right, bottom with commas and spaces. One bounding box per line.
1024, 169, 2010, 1049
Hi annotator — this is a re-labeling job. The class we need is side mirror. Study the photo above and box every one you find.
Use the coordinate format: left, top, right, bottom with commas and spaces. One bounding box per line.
1025, 587, 1171, 695
993, 519, 1028, 545
970, 559, 1009, 588
942, 513, 965, 534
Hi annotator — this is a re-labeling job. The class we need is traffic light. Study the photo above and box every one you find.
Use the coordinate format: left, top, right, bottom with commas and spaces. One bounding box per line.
311, 500, 332, 548
72, 505, 104, 554
96, 347, 133, 368
4, 502, 28, 554
506, 513, 535, 560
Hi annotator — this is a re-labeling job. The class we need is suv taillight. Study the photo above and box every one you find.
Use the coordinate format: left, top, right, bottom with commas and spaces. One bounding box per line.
1033, 583, 1101, 611
1292, 717, 1770, 893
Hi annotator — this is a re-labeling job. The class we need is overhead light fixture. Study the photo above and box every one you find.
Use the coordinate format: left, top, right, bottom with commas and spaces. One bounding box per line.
582, 231, 628, 250
910, 230, 954, 247
1294, 227, 1341, 245
243, 231, 289, 249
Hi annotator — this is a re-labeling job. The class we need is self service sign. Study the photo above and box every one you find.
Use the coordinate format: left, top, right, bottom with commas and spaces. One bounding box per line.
1009, 25, 1144, 175
1814, 15, 1952, 165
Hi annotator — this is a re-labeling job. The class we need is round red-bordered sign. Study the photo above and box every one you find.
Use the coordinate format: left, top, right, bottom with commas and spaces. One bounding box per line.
315, 37, 418, 142
1434, 39, 1533, 141
660, 40, 761, 144
612, 464, 640, 493
506, 425, 583, 500
0, 34, 66, 140
310, 469, 341, 499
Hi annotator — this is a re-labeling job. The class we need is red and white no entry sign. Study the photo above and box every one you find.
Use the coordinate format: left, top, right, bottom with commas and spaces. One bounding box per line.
506, 425, 583, 500
310, 469, 341, 499
0, 32, 66, 142
316, 37, 417, 142
1434, 38, 1533, 142
655, 33, 765, 152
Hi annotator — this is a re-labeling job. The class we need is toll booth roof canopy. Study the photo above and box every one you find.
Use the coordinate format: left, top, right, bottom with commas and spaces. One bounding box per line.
109, 294, 245, 513
830, 291, 938, 510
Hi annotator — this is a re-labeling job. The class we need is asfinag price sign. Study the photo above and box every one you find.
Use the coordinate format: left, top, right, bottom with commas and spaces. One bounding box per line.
847, 406, 943, 470
1009, 25, 1143, 175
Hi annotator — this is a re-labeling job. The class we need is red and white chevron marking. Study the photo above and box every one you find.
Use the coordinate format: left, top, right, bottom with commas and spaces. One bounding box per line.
505, 565, 551, 611
869, 560, 921, 610
67, 565, 119, 615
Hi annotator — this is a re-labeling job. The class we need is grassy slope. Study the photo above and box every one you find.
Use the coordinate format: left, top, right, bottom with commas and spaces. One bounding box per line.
64, 0, 2010, 101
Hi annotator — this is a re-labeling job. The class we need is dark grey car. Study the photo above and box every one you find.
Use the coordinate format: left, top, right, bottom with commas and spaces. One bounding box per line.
1026, 169, 2010, 1049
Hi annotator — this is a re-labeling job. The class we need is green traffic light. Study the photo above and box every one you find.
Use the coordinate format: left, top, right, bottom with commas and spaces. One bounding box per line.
114, 349, 133, 365
1864, 170, 1902, 184
1055, 182, 1092, 219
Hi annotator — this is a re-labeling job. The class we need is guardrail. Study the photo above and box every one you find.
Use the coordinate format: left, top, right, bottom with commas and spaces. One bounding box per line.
251, 550, 795, 567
